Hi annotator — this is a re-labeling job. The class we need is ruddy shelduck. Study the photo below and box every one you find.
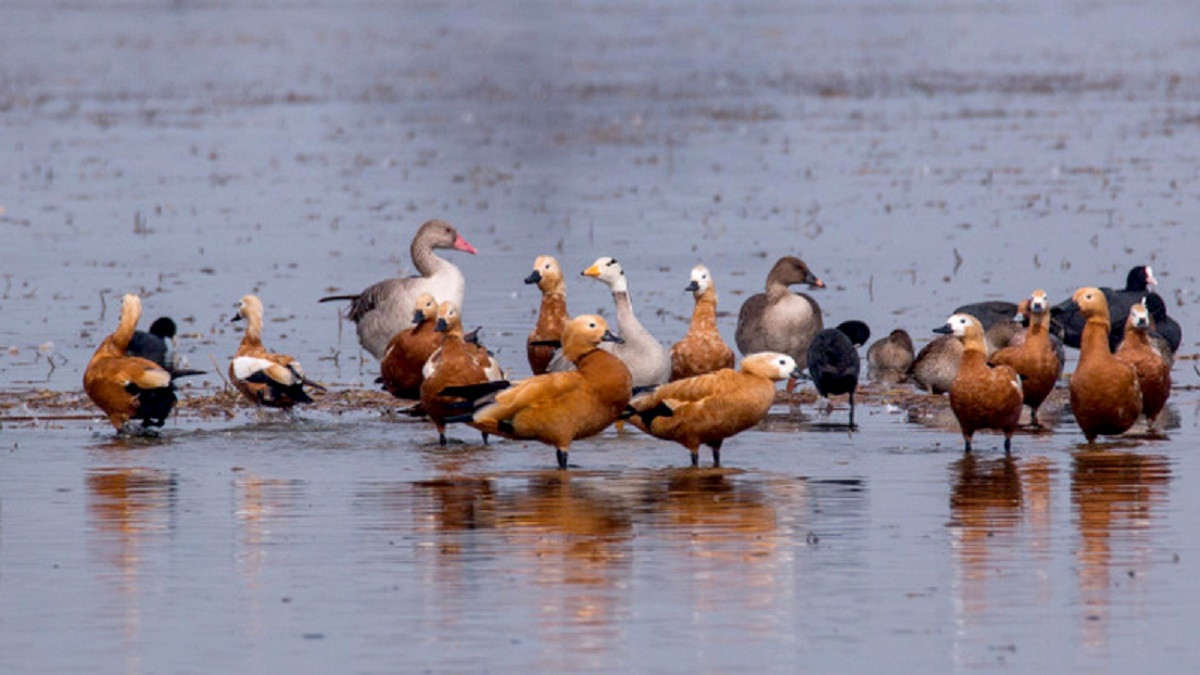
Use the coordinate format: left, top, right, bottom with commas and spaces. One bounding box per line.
83, 294, 178, 431
1115, 298, 1171, 428
230, 294, 324, 409
988, 290, 1062, 428
379, 293, 440, 399
443, 315, 632, 469
670, 264, 735, 381
935, 314, 1023, 452
627, 351, 800, 467
419, 301, 502, 445
1067, 287, 1142, 443
524, 255, 569, 375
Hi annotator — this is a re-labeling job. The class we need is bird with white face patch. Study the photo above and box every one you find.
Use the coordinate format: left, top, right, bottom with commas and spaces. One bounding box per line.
575, 256, 671, 388
230, 295, 325, 409
670, 264, 735, 381
935, 313, 1023, 452
626, 352, 800, 467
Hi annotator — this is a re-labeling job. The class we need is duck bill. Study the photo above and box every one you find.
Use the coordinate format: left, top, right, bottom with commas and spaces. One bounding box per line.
582, 265, 601, 277
684, 281, 700, 292
413, 310, 425, 324
932, 325, 953, 334
805, 272, 825, 288
601, 329, 624, 344
524, 270, 542, 285
230, 314, 243, 323
789, 368, 804, 380
452, 234, 478, 255
435, 319, 449, 332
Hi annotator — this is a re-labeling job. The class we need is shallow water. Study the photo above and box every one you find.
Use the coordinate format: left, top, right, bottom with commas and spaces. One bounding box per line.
2, 0, 1200, 671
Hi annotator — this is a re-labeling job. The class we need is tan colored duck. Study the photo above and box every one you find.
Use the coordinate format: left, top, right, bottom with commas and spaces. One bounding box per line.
524, 255, 569, 375
444, 315, 632, 469
1115, 299, 1171, 427
988, 290, 1062, 428
1067, 287, 1142, 443
627, 352, 799, 467
420, 301, 503, 444
83, 294, 178, 431
319, 219, 477, 359
378, 293, 440, 399
936, 314, 1023, 452
578, 256, 671, 387
735, 256, 825, 374
670, 264, 735, 381
866, 328, 914, 383
910, 334, 962, 395
230, 295, 325, 409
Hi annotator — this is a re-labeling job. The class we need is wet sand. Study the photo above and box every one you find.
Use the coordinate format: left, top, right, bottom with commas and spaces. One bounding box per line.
2, 1, 1199, 671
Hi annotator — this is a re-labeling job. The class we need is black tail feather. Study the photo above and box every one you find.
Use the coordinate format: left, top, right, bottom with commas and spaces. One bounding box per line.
626, 401, 673, 427
439, 380, 511, 400
528, 339, 561, 348
318, 294, 360, 303
169, 368, 206, 379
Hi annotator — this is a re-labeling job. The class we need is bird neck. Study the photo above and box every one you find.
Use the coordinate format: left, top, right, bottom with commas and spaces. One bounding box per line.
411, 238, 450, 276
1079, 316, 1112, 360
689, 290, 719, 332
111, 306, 140, 352
239, 313, 264, 349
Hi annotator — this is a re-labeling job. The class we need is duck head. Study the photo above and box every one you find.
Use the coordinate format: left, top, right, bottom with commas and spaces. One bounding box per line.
1127, 265, 1157, 291
582, 256, 628, 292
685, 264, 713, 295
934, 313, 984, 344
434, 301, 462, 334
741, 352, 802, 381
561, 314, 623, 359
525, 255, 564, 293
413, 293, 437, 325
1071, 286, 1110, 322
231, 295, 263, 323
1128, 299, 1151, 331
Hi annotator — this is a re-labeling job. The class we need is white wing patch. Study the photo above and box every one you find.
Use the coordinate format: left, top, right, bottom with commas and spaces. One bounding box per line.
233, 356, 292, 383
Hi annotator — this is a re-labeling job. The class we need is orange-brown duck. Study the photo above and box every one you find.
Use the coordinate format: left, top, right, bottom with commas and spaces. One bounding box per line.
936, 314, 1023, 452
670, 264, 735, 381
1067, 287, 1142, 443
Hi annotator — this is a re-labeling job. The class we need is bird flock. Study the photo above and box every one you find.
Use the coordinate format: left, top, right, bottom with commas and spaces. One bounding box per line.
83, 220, 1182, 468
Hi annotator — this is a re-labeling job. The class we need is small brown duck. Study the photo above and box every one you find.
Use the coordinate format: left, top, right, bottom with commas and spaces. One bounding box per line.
524, 255, 569, 375
735, 256, 825, 373
443, 315, 632, 469
230, 295, 325, 409
420, 301, 501, 445
910, 334, 963, 395
378, 293, 440, 399
627, 352, 800, 467
935, 314, 1023, 452
83, 294, 178, 431
670, 264, 735, 381
866, 328, 914, 382
988, 290, 1062, 428
1115, 298, 1171, 427
1067, 287, 1142, 443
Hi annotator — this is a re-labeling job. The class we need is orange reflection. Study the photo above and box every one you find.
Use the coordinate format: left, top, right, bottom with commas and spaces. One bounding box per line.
948, 454, 1025, 616
1071, 450, 1170, 650
87, 467, 177, 672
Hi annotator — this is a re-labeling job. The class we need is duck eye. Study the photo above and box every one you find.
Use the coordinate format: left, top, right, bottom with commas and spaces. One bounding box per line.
589, 322, 596, 329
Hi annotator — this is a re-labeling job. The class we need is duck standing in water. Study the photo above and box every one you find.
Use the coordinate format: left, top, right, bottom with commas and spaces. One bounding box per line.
441, 315, 632, 469
735, 256, 824, 389
936, 314, 1023, 452
1115, 298, 1171, 429
230, 295, 325, 409
670, 264, 735, 381
524, 255, 570, 376
379, 293, 441, 399
84, 294, 179, 432
988, 290, 1062, 428
626, 352, 800, 467
1067, 287, 1142, 443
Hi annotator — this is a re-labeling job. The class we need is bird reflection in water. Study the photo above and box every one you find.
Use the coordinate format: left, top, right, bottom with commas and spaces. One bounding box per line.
86, 467, 177, 665
948, 452, 1055, 665
1071, 449, 1170, 652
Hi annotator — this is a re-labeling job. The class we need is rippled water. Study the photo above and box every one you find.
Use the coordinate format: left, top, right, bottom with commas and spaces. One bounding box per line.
2, 0, 1200, 672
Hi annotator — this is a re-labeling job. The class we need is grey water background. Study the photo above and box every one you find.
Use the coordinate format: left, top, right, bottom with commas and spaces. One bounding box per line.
2, 0, 1200, 671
